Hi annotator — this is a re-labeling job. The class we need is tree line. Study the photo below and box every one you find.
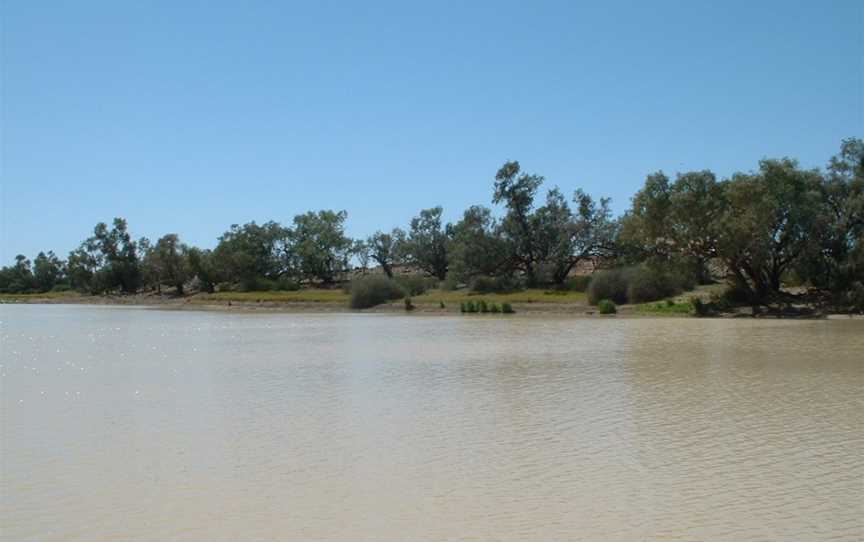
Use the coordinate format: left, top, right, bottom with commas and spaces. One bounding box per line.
2, 138, 862, 310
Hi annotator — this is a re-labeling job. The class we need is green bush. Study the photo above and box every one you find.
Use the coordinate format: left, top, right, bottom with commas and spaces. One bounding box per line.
479, 299, 489, 313
690, 297, 709, 316
441, 275, 460, 291
394, 275, 436, 296
404, 297, 415, 311
470, 275, 521, 294
273, 278, 301, 291
558, 275, 591, 292
501, 302, 515, 314
849, 281, 864, 312
597, 299, 617, 314
489, 303, 501, 313
587, 269, 628, 305
465, 300, 478, 313
439, 300, 446, 309
349, 275, 406, 309
50, 283, 72, 292
625, 265, 686, 304
460, 301, 466, 313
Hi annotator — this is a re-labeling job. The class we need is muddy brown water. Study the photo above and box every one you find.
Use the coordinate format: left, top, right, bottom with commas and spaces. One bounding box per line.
1, 305, 862, 541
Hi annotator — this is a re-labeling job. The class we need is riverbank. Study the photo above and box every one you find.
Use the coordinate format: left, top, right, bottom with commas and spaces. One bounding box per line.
3, 288, 861, 319
0, 289, 600, 315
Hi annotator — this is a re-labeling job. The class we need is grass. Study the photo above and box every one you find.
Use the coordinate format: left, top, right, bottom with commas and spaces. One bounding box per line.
0, 290, 83, 301
1, 287, 587, 308
413, 288, 586, 305
634, 299, 694, 315
199, 289, 349, 304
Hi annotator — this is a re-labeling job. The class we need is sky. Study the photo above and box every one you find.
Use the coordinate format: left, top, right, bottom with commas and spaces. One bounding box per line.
1, 0, 861, 262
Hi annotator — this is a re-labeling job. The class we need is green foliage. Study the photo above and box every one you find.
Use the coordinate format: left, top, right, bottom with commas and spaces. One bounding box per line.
447, 205, 508, 282
212, 221, 290, 284
465, 300, 478, 313
690, 297, 709, 316
478, 299, 489, 313
404, 297, 415, 310
349, 275, 406, 309
501, 302, 515, 314
587, 269, 628, 305
404, 207, 450, 280
366, 229, 406, 278
597, 299, 617, 314
291, 210, 354, 284
141, 233, 192, 294
394, 274, 436, 296
439, 300, 446, 309
460, 301, 466, 313
489, 303, 501, 313
557, 275, 591, 292
625, 264, 694, 304
470, 275, 522, 293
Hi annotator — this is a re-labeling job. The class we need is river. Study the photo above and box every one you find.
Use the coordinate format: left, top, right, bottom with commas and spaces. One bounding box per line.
1, 305, 862, 541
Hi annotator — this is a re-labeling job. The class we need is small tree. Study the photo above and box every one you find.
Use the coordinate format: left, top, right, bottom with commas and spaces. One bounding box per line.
404, 207, 450, 280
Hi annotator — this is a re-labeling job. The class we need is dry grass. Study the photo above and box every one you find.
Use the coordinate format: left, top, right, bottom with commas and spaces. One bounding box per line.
196, 290, 350, 304
0, 290, 83, 301
413, 289, 587, 305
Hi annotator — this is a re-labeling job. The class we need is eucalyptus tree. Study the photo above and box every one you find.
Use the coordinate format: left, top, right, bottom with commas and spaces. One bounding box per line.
365, 228, 406, 278
404, 207, 450, 280
290, 210, 354, 284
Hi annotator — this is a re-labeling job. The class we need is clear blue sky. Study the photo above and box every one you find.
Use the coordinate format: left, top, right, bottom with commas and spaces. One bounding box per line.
1, 0, 861, 262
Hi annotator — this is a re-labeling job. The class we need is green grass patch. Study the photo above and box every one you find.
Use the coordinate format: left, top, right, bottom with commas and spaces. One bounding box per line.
634, 300, 694, 315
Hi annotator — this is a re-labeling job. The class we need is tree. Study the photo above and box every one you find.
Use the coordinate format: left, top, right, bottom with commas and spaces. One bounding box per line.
67, 238, 105, 293
447, 205, 508, 281
290, 210, 354, 284
90, 218, 142, 293
492, 161, 544, 285
715, 159, 824, 301
799, 138, 864, 292
143, 234, 191, 294
186, 247, 219, 293
366, 229, 406, 278
535, 188, 617, 285
404, 207, 450, 280
32, 251, 65, 292
212, 221, 291, 284
0, 255, 35, 293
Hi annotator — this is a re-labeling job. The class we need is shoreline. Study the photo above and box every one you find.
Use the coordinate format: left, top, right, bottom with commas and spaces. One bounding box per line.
3, 292, 862, 319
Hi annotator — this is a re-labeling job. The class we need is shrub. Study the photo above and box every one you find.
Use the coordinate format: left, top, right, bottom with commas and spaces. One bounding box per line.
849, 281, 864, 312
597, 299, 617, 314
460, 301, 466, 313
587, 269, 628, 305
439, 300, 446, 309
465, 300, 478, 313
404, 297, 415, 311
722, 281, 753, 304
625, 265, 684, 304
50, 283, 72, 292
558, 275, 591, 292
489, 303, 501, 313
349, 275, 406, 309
501, 302, 515, 314
479, 299, 489, 313
690, 297, 709, 316
273, 278, 301, 291
441, 275, 460, 291
394, 275, 436, 296
470, 275, 522, 294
